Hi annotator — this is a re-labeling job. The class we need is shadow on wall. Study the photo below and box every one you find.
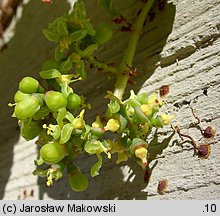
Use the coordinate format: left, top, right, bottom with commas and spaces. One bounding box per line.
38, 1, 176, 200
0, 0, 69, 199
38, 131, 175, 200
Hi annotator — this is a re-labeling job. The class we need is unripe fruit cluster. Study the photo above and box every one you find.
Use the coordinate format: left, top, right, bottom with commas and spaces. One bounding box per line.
9, 0, 177, 193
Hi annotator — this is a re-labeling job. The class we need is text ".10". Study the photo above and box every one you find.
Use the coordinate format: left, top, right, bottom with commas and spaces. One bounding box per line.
204, 204, 217, 213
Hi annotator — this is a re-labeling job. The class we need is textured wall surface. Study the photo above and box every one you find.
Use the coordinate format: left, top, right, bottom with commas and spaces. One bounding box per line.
0, 0, 219, 200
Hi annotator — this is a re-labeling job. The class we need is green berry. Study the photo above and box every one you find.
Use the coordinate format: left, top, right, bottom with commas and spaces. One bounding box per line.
67, 93, 81, 110
40, 142, 66, 164
20, 120, 41, 140
15, 95, 41, 120
94, 23, 113, 44
19, 77, 39, 94
14, 90, 29, 103
67, 165, 89, 192
45, 91, 67, 112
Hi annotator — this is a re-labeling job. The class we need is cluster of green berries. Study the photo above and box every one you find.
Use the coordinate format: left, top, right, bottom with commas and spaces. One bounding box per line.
10, 73, 174, 192
9, 1, 176, 192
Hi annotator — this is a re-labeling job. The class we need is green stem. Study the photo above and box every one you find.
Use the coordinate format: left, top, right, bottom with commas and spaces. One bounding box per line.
114, 0, 155, 100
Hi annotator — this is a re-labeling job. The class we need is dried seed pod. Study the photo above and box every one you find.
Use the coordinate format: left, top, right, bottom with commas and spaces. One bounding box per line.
157, 179, 168, 194
203, 126, 216, 139
159, 85, 169, 97
197, 144, 211, 159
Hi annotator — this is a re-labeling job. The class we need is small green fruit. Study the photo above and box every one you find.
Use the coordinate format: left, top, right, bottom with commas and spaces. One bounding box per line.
15, 95, 41, 120
94, 23, 113, 44
20, 120, 41, 140
45, 91, 67, 112
40, 142, 66, 164
19, 77, 39, 94
68, 166, 89, 192
14, 90, 29, 103
67, 93, 81, 110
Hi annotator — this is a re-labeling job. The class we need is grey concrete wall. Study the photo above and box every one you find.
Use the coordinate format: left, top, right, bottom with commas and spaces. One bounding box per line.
0, 0, 219, 200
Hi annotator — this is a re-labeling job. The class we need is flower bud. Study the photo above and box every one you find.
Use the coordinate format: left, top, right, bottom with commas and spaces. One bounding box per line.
45, 91, 67, 112
148, 93, 162, 107
92, 115, 103, 128
40, 142, 66, 164
67, 93, 81, 110
15, 95, 41, 120
134, 147, 148, 166
140, 104, 153, 116
130, 138, 148, 166
72, 109, 85, 129
160, 113, 176, 125
104, 119, 120, 132
19, 76, 39, 94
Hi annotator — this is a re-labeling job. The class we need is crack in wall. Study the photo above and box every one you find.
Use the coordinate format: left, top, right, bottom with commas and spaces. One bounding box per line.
159, 26, 220, 68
